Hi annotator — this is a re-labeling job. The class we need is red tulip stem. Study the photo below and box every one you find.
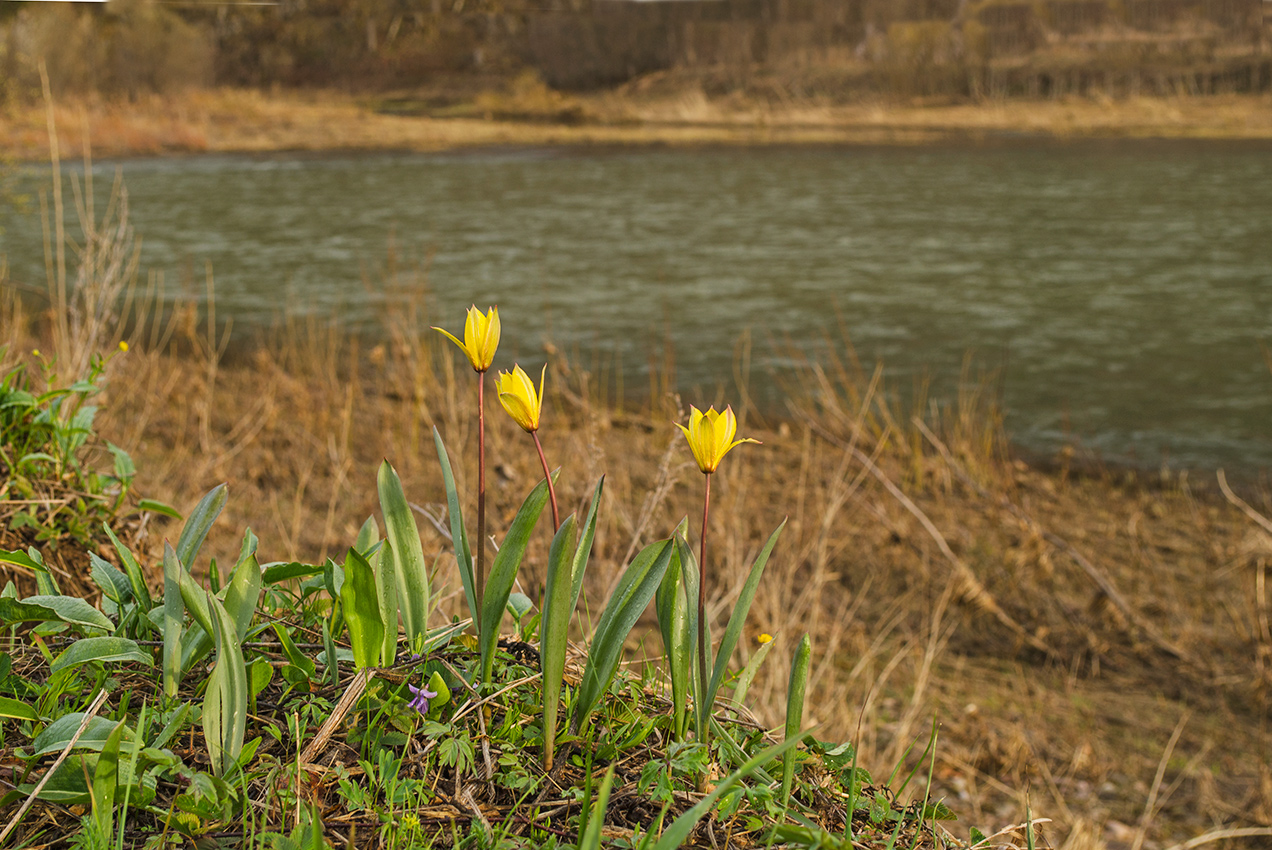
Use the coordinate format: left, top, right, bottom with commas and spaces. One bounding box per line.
697, 471, 712, 745
476, 371, 487, 620
532, 431, 560, 531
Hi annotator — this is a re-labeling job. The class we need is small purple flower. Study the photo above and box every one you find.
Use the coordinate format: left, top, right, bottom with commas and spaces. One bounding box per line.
407, 682, 438, 716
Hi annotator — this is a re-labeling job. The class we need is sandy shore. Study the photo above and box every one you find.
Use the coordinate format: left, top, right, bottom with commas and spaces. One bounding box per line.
3, 87, 1272, 161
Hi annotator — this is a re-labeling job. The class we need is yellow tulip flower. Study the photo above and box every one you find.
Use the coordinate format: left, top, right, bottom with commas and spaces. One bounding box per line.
676, 405, 760, 474
496, 363, 546, 434
433, 305, 500, 372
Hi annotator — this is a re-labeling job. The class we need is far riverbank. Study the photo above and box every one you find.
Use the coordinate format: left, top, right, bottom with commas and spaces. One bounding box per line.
3, 86, 1272, 161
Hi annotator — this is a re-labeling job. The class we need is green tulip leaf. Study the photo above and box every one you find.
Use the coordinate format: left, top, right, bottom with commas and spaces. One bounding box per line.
378, 460, 430, 651
573, 538, 674, 734
479, 475, 550, 684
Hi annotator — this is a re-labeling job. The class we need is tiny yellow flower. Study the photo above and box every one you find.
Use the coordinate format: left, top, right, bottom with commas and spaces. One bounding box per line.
31, 349, 40, 357
118, 340, 129, 352
497, 363, 546, 433
758, 633, 774, 644
676, 405, 760, 474
433, 305, 500, 372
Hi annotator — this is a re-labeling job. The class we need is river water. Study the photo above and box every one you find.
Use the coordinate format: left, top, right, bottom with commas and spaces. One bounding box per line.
3, 142, 1271, 472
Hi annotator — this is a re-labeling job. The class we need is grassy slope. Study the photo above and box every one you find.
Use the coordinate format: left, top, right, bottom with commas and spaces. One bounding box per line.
1, 297, 1260, 849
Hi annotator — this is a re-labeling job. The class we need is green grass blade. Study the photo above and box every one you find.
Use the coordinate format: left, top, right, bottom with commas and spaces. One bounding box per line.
578, 765, 616, 850
480, 476, 550, 683
732, 635, 776, 708
378, 460, 430, 651
652, 732, 809, 850
707, 520, 785, 709
570, 476, 605, 610
433, 427, 476, 623
162, 543, 183, 698
540, 514, 579, 769
175, 484, 227, 574
782, 633, 812, 807
573, 538, 675, 733
342, 547, 386, 669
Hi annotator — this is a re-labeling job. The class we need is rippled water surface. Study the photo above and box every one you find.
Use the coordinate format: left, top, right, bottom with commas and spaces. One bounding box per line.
4, 142, 1272, 470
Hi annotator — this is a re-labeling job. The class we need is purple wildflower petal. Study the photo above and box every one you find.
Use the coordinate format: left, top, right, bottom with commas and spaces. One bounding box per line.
407, 683, 439, 716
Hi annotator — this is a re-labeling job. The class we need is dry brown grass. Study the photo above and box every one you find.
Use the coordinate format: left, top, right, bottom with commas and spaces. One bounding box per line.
3, 85, 1272, 162
4, 281, 1270, 849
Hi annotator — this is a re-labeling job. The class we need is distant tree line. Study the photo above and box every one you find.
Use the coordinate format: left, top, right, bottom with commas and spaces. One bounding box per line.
1, 0, 1268, 100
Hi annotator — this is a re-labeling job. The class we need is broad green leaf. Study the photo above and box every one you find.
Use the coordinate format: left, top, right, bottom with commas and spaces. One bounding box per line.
92, 720, 125, 838
102, 524, 152, 610
107, 442, 135, 481
540, 515, 579, 770
28, 547, 58, 596
433, 427, 475, 622
51, 637, 151, 675
0, 596, 112, 633
0, 548, 45, 574
378, 460, 430, 650
223, 551, 262, 643
152, 702, 191, 751
0, 696, 38, 721
261, 562, 324, 584
204, 591, 248, 777
177, 568, 213, 637
782, 632, 812, 806
573, 538, 674, 733
707, 520, 786, 709
375, 538, 399, 665
506, 592, 533, 622
652, 734, 810, 850
33, 714, 135, 756
89, 553, 131, 606
271, 622, 316, 682
162, 543, 183, 697
137, 499, 182, 519
342, 548, 385, 669
175, 484, 227, 573
15, 754, 90, 803
480, 476, 550, 684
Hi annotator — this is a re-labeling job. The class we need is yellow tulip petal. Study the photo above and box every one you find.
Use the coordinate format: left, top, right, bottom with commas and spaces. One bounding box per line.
677, 404, 757, 474
499, 392, 537, 432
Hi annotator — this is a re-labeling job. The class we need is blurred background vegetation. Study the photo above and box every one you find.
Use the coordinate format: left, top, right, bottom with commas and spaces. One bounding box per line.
1, 0, 1269, 103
